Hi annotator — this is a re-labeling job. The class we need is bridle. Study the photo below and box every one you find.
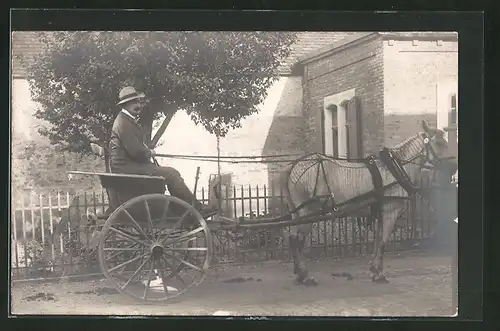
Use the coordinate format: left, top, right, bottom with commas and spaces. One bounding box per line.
396, 133, 456, 172
380, 133, 457, 196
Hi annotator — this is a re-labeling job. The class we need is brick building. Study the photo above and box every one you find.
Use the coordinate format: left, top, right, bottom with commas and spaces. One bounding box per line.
263, 31, 458, 190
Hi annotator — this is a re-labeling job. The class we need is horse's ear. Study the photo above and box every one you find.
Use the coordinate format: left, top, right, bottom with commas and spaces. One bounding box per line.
422, 120, 439, 135
422, 120, 430, 133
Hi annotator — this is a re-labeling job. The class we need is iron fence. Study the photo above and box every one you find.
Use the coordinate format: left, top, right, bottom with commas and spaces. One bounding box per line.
10, 182, 435, 280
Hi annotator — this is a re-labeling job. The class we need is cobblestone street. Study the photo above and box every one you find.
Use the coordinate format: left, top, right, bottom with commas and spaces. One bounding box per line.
11, 250, 456, 317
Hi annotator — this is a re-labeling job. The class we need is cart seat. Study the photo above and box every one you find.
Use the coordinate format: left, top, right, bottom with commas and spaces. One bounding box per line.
68, 171, 166, 212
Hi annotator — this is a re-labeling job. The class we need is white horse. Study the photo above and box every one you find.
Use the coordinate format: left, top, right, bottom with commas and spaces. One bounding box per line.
281, 121, 458, 285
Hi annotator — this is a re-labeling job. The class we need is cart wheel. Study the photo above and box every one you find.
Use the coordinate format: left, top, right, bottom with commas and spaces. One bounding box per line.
98, 194, 212, 302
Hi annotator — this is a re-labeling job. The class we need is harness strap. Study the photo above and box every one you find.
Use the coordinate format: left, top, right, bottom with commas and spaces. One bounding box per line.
379, 148, 418, 195
319, 160, 338, 212
363, 155, 384, 217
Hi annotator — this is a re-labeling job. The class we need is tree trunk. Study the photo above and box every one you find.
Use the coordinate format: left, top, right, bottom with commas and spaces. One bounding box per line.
138, 107, 154, 146
104, 153, 110, 173
139, 98, 178, 149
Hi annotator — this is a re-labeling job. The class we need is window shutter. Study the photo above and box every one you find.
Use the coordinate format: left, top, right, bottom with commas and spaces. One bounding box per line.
346, 96, 362, 159
329, 104, 339, 158
450, 93, 457, 125
319, 101, 325, 154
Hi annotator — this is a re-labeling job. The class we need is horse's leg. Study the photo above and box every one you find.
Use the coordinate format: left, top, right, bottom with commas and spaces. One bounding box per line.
369, 201, 405, 283
289, 219, 316, 286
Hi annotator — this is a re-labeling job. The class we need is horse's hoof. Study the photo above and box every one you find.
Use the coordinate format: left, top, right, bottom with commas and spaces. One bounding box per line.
294, 274, 306, 285
372, 275, 390, 284
303, 277, 318, 287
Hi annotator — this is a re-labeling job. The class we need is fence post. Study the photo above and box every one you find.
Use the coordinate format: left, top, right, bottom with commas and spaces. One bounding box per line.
20, 193, 28, 275
57, 192, 64, 259
452, 216, 458, 315
12, 206, 19, 274
48, 193, 55, 262
39, 194, 45, 247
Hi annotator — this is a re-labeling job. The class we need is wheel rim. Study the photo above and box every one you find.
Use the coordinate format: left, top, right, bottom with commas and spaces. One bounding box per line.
98, 194, 212, 302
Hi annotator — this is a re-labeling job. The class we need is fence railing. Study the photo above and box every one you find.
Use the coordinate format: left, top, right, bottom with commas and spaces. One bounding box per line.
10, 183, 436, 280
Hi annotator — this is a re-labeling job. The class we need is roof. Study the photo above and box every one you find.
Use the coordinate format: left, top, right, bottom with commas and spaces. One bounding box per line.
379, 31, 459, 40
294, 31, 459, 67
11, 31, 46, 79
294, 32, 376, 66
277, 32, 363, 75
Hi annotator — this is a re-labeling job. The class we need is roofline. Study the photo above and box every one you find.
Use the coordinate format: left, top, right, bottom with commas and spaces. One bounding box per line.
291, 31, 458, 71
379, 31, 458, 41
294, 32, 379, 66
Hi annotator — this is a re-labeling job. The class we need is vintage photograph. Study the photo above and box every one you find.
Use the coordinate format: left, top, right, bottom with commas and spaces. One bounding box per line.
10, 30, 459, 316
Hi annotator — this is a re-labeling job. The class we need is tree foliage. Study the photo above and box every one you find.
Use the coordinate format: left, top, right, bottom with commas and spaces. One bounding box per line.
23, 31, 297, 155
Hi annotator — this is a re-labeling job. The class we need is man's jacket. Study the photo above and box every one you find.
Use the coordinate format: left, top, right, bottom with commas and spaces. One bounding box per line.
109, 111, 156, 175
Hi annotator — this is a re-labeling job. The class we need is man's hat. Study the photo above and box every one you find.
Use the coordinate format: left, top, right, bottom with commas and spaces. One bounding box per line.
117, 86, 145, 106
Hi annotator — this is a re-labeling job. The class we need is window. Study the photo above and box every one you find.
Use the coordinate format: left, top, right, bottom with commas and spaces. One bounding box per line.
322, 90, 361, 159
323, 104, 339, 157
450, 93, 457, 125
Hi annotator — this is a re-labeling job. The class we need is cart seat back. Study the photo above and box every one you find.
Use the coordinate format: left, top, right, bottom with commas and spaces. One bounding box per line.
98, 173, 166, 208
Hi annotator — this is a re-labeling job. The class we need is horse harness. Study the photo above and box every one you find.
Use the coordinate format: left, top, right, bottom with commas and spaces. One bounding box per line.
288, 135, 443, 217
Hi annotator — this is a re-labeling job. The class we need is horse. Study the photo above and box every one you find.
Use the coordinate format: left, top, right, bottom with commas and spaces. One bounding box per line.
280, 120, 458, 286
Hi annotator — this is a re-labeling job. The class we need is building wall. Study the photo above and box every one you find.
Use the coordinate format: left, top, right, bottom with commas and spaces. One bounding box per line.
11, 79, 103, 199
302, 35, 385, 157
383, 38, 458, 146
262, 76, 306, 194
11, 79, 46, 142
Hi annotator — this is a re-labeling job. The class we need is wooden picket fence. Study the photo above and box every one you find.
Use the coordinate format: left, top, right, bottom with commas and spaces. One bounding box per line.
10, 183, 435, 280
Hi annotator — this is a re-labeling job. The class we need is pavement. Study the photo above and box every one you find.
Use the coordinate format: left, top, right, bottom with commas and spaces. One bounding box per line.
10, 249, 456, 317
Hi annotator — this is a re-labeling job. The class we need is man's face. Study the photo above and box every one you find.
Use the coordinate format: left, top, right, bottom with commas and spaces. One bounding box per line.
124, 99, 142, 117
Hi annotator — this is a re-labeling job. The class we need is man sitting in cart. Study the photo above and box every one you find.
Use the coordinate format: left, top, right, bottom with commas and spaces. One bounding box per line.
109, 86, 216, 217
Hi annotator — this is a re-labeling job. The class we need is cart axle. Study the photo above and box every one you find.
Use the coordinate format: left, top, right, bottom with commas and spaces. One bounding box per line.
151, 244, 164, 259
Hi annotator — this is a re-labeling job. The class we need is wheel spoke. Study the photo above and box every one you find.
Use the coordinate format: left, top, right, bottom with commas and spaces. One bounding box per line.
160, 199, 171, 223
106, 242, 141, 261
122, 209, 150, 240
121, 255, 151, 290
108, 226, 149, 246
163, 226, 204, 246
144, 200, 153, 232
167, 247, 208, 252
155, 200, 171, 241
108, 253, 149, 274
157, 266, 170, 296
142, 261, 155, 300
104, 247, 144, 251
162, 256, 186, 285
164, 252, 203, 273
172, 209, 191, 231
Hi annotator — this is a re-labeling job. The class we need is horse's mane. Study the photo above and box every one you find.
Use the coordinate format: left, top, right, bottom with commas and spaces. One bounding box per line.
389, 133, 425, 162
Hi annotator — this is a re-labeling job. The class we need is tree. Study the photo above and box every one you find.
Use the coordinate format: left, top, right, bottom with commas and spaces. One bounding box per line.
22, 31, 297, 167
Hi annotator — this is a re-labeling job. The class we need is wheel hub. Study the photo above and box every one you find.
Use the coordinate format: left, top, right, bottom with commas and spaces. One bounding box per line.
150, 244, 164, 260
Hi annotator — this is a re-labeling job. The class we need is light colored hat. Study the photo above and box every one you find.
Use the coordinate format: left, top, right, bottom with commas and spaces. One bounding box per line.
117, 86, 145, 106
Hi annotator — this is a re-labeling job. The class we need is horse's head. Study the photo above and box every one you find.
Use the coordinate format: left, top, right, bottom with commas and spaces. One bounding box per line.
420, 120, 458, 179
